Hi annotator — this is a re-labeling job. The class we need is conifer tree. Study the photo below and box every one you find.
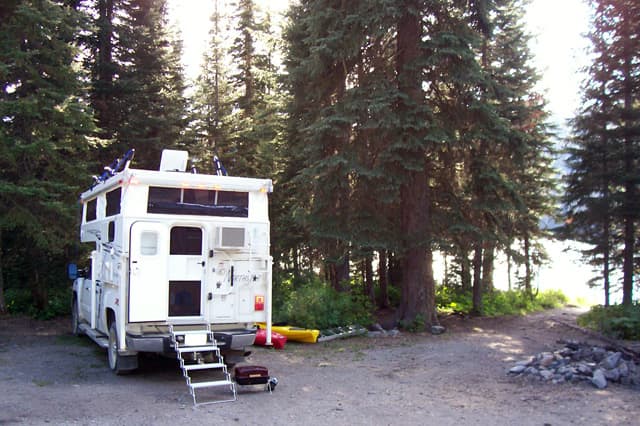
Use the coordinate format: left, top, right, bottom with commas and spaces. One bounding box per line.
189, 0, 233, 173
225, 0, 281, 177
115, 0, 187, 169
0, 0, 94, 311
565, 0, 640, 306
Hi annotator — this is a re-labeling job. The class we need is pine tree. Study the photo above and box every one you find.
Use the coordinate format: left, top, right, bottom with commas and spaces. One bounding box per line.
0, 0, 95, 311
188, 0, 233, 173
486, 0, 556, 298
87, 0, 120, 143
115, 0, 187, 169
225, 0, 281, 178
565, 0, 640, 306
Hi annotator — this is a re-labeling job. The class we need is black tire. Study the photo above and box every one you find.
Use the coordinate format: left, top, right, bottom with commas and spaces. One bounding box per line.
108, 322, 137, 375
71, 300, 81, 336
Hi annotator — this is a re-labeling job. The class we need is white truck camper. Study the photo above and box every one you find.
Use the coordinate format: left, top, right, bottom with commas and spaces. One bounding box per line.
68, 149, 273, 393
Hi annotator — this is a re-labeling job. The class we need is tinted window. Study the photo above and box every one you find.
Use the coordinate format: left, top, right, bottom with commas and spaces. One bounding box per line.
86, 198, 97, 221
147, 187, 248, 217
106, 187, 121, 216
170, 227, 202, 255
169, 281, 201, 316
108, 221, 115, 242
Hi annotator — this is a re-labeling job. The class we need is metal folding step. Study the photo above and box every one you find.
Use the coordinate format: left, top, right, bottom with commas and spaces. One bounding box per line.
169, 324, 237, 405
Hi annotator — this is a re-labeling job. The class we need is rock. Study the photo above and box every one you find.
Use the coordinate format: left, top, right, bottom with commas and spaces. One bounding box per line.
515, 357, 535, 367
371, 323, 387, 333
539, 353, 555, 367
514, 342, 639, 390
604, 368, 620, 382
577, 363, 593, 376
540, 370, 554, 381
592, 347, 607, 362
431, 325, 446, 335
387, 329, 400, 337
591, 369, 608, 389
618, 361, 629, 378
601, 352, 622, 370
559, 347, 574, 357
509, 365, 527, 374
367, 331, 385, 338
563, 340, 581, 350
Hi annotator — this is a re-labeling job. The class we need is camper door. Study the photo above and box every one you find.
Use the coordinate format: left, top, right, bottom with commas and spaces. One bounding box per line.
129, 222, 168, 322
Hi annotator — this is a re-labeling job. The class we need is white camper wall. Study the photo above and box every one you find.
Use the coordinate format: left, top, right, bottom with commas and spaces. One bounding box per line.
248, 192, 269, 221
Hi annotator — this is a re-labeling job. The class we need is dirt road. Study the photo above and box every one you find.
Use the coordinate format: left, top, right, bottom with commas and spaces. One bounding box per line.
0, 308, 638, 425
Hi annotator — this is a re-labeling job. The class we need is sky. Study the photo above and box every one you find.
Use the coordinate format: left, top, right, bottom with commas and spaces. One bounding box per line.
167, 0, 602, 304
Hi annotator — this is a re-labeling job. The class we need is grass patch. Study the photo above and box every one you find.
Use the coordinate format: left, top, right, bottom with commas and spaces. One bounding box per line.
33, 379, 53, 387
437, 288, 568, 317
577, 303, 640, 340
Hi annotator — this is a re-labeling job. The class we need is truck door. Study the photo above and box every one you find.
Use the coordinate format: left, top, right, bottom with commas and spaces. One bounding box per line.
129, 222, 168, 322
167, 226, 206, 319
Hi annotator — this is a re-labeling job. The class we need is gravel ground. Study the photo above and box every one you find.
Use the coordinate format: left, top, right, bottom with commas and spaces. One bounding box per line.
0, 308, 638, 426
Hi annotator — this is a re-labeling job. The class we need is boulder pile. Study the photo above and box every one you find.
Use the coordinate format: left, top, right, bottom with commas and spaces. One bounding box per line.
508, 339, 640, 389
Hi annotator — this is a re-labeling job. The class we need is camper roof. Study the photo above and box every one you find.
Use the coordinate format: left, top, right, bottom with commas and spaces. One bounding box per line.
80, 168, 273, 201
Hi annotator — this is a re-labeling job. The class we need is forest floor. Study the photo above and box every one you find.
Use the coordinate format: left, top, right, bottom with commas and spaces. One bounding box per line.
0, 307, 638, 426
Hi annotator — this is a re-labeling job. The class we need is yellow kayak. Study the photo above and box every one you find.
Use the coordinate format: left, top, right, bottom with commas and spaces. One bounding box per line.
256, 323, 320, 343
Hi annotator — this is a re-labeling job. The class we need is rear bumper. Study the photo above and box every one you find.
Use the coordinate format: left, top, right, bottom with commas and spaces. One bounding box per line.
125, 328, 256, 354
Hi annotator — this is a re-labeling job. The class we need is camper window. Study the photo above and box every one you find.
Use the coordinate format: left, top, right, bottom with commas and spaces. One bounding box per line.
170, 227, 202, 255
85, 198, 97, 222
140, 232, 158, 255
147, 186, 248, 217
108, 221, 115, 242
106, 187, 121, 216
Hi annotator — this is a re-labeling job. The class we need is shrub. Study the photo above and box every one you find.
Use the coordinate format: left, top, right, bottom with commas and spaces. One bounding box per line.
274, 277, 373, 330
5, 286, 71, 320
436, 286, 567, 317
577, 304, 640, 340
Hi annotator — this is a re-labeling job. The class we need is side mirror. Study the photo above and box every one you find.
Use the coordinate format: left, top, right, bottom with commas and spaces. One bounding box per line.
67, 263, 78, 280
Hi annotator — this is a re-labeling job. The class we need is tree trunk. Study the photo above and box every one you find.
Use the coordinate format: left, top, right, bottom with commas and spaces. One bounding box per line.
0, 229, 5, 314
364, 255, 374, 304
523, 233, 532, 298
377, 250, 390, 308
481, 241, 495, 292
396, 0, 437, 328
471, 242, 483, 315
506, 244, 512, 291
621, 18, 635, 306
460, 250, 471, 292
602, 177, 611, 307
329, 250, 350, 292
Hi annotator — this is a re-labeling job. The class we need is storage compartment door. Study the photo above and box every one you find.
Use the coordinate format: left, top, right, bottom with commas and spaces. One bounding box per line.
129, 222, 168, 322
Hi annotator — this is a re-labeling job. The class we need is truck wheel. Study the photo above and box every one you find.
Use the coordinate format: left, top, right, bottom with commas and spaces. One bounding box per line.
71, 300, 81, 336
108, 322, 137, 375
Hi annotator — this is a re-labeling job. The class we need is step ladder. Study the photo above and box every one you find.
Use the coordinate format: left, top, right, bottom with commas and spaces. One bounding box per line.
169, 324, 237, 405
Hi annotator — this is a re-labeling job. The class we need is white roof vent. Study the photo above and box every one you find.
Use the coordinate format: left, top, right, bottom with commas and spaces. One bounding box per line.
159, 150, 188, 172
